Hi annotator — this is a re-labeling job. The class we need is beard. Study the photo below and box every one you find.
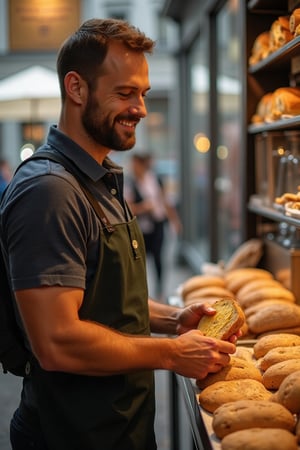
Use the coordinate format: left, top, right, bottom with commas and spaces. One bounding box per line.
82, 93, 137, 151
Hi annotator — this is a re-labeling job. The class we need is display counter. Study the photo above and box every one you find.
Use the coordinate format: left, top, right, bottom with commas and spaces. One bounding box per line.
169, 372, 220, 450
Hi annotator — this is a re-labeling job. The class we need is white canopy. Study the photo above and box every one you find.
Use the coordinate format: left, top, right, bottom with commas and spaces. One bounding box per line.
0, 65, 61, 121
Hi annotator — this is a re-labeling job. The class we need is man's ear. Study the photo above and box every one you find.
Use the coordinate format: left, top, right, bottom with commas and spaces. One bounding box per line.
64, 71, 86, 105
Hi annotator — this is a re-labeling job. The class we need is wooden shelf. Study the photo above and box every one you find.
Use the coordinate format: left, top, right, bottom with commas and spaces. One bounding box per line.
248, 203, 300, 227
248, 116, 300, 134
248, 0, 288, 14
248, 36, 300, 73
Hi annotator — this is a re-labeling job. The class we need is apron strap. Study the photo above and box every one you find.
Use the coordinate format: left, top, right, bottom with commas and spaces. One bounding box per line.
21, 150, 115, 233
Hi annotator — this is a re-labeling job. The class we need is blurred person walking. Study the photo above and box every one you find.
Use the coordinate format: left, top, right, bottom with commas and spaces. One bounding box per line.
125, 153, 182, 297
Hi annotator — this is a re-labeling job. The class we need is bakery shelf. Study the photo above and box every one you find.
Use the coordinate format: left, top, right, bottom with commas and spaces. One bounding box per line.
247, 0, 287, 15
248, 203, 300, 227
248, 116, 300, 134
248, 35, 300, 73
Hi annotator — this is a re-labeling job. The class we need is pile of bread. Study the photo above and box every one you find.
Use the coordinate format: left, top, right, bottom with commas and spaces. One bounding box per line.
196, 334, 300, 450
179, 258, 300, 448
181, 266, 300, 338
251, 87, 300, 124
249, 10, 300, 67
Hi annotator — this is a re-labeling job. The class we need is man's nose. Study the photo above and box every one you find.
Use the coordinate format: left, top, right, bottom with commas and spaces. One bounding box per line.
128, 98, 147, 118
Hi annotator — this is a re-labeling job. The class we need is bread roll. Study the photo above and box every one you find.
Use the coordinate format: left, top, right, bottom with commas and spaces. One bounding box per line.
224, 239, 263, 272
225, 268, 273, 293
244, 299, 291, 318
236, 278, 283, 301
184, 286, 234, 303
253, 333, 300, 359
249, 31, 271, 66
181, 275, 225, 298
197, 298, 245, 340
260, 346, 300, 371
271, 86, 300, 119
196, 356, 262, 389
198, 379, 272, 413
248, 303, 300, 335
238, 286, 295, 309
212, 399, 295, 439
233, 346, 254, 363
289, 8, 300, 33
271, 370, 300, 413
258, 326, 300, 337
270, 16, 293, 51
262, 359, 300, 389
221, 428, 298, 450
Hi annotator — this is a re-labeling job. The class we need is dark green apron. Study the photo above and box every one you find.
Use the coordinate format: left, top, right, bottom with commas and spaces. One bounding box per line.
31, 217, 157, 450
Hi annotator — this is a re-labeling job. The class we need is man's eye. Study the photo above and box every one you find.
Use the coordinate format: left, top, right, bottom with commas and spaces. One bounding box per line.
119, 92, 131, 98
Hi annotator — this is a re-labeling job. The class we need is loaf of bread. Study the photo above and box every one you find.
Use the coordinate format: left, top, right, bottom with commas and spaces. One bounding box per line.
221, 428, 298, 450
197, 298, 245, 340
258, 326, 300, 338
270, 16, 293, 51
244, 299, 292, 318
262, 359, 300, 389
181, 275, 225, 299
251, 92, 274, 123
224, 239, 263, 272
271, 86, 300, 119
253, 333, 300, 358
248, 303, 300, 335
183, 286, 234, 303
212, 399, 295, 439
289, 8, 300, 34
236, 278, 283, 301
198, 379, 272, 413
271, 370, 300, 413
233, 346, 254, 363
260, 346, 300, 371
249, 31, 271, 66
238, 286, 295, 309
196, 356, 262, 389
225, 268, 273, 293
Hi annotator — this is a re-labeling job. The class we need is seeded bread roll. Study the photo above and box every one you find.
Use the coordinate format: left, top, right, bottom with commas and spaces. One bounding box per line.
262, 359, 300, 390
196, 356, 262, 389
221, 428, 298, 450
197, 298, 245, 340
253, 333, 300, 359
212, 400, 295, 439
198, 379, 272, 413
260, 346, 300, 371
271, 370, 300, 413
248, 303, 300, 335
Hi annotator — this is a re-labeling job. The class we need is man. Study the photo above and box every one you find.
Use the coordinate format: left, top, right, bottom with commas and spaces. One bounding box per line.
0, 19, 238, 450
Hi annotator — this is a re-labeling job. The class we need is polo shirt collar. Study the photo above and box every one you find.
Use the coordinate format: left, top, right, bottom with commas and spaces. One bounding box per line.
46, 125, 123, 182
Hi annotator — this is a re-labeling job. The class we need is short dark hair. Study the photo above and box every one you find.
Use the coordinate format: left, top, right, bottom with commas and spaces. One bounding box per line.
57, 18, 155, 100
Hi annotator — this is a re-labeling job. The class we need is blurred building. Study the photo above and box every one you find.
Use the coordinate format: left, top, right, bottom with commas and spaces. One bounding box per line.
0, 0, 179, 174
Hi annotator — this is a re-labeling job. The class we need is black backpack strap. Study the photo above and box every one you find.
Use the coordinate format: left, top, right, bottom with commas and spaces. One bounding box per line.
27, 151, 115, 233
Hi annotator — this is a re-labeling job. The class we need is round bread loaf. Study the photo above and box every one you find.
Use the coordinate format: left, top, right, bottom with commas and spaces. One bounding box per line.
248, 303, 300, 335
224, 239, 263, 272
181, 275, 225, 298
197, 298, 245, 340
260, 346, 300, 371
212, 399, 295, 439
198, 379, 272, 413
253, 333, 300, 359
238, 287, 295, 309
236, 278, 283, 300
183, 286, 234, 303
244, 299, 291, 318
221, 428, 298, 450
262, 359, 300, 390
271, 370, 300, 413
224, 268, 273, 293
196, 356, 262, 389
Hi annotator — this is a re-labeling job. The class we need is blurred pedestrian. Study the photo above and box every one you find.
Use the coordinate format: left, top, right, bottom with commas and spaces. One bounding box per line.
125, 153, 182, 297
0, 159, 12, 197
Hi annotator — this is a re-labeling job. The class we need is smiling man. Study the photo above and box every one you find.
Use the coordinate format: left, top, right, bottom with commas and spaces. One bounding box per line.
0, 19, 238, 450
